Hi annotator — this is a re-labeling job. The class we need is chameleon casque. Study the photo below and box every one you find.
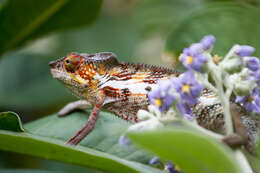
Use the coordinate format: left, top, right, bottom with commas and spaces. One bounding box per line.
49, 52, 259, 151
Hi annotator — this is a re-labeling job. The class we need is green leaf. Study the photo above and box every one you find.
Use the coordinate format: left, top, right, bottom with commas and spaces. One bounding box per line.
0, 130, 162, 173
24, 111, 153, 163
128, 128, 241, 173
0, 0, 102, 56
0, 112, 24, 132
165, 3, 260, 59
0, 111, 163, 173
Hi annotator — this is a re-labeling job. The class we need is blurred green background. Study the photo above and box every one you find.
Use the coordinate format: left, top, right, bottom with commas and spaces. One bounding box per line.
1, 0, 260, 172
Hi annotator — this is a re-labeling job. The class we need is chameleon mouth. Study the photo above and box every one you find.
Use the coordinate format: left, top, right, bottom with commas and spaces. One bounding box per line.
50, 68, 63, 79
48, 60, 57, 68
49, 58, 65, 79
50, 68, 85, 90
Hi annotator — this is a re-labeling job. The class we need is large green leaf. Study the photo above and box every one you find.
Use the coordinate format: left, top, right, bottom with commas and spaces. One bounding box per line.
0, 130, 161, 173
128, 128, 241, 173
0, 111, 162, 173
24, 110, 153, 163
165, 3, 260, 59
0, 0, 102, 56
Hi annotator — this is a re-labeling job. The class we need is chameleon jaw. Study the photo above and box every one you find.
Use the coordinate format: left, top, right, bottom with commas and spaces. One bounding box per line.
50, 68, 68, 81
50, 69, 83, 87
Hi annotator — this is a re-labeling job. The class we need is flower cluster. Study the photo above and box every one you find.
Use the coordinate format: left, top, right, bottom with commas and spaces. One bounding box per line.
180, 35, 215, 72
232, 45, 260, 114
121, 35, 260, 173
148, 36, 216, 119
149, 34, 260, 119
235, 88, 260, 114
148, 70, 204, 119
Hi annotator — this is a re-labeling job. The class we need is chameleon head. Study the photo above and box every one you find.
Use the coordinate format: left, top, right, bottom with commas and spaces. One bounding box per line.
49, 52, 87, 92
49, 52, 118, 98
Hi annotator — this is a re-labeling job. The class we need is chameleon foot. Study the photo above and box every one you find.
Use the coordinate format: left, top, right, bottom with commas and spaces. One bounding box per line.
57, 100, 92, 117
222, 104, 249, 150
222, 133, 247, 148
66, 100, 103, 145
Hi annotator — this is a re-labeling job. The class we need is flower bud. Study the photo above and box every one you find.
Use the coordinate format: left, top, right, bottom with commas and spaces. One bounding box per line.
233, 80, 256, 96
244, 56, 260, 71
220, 58, 242, 73
235, 45, 255, 57
200, 35, 216, 50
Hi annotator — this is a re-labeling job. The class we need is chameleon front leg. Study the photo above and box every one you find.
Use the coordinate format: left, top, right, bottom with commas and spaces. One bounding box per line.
66, 97, 105, 145
57, 100, 92, 117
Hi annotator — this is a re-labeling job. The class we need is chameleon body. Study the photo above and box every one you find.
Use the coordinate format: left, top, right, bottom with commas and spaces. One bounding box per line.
50, 52, 179, 122
49, 52, 259, 149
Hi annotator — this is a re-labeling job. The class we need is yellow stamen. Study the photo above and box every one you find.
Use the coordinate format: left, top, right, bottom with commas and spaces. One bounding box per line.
154, 99, 162, 107
186, 56, 193, 65
248, 97, 254, 102
213, 55, 221, 65
182, 84, 191, 93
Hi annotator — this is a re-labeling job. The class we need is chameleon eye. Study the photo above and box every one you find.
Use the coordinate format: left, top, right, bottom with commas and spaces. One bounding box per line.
64, 54, 81, 73
65, 59, 70, 64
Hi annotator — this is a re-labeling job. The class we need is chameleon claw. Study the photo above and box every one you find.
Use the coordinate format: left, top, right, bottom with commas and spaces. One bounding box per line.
66, 135, 82, 145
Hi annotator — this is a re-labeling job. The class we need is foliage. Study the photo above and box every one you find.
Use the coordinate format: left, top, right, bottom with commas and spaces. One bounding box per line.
0, 112, 162, 173
1, 0, 260, 173
0, 0, 102, 57
165, 2, 260, 62
128, 128, 240, 173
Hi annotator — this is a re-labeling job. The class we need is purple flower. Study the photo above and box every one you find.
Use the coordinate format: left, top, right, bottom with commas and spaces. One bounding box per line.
164, 162, 180, 173
173, 70, 204, 105
149, 156, 159, 165
148, 80, 176, 112
177, 101, 194, 120
236, 45, 255, 57
250, 70, 260, 86
200, 35, 216, 50
235, 88, 260, 114
246, 57, 260, 71
181, 44, 207, 72
119, 134, 131, 147
189, 43, 202, 56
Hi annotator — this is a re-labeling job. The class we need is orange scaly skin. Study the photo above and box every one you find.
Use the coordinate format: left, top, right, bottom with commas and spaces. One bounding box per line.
49, 52, 179, 145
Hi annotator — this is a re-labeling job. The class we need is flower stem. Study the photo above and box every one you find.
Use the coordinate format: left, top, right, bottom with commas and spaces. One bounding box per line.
208, 60, 234, 134
223, 45, 239, 61
195, 73, 217, 93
